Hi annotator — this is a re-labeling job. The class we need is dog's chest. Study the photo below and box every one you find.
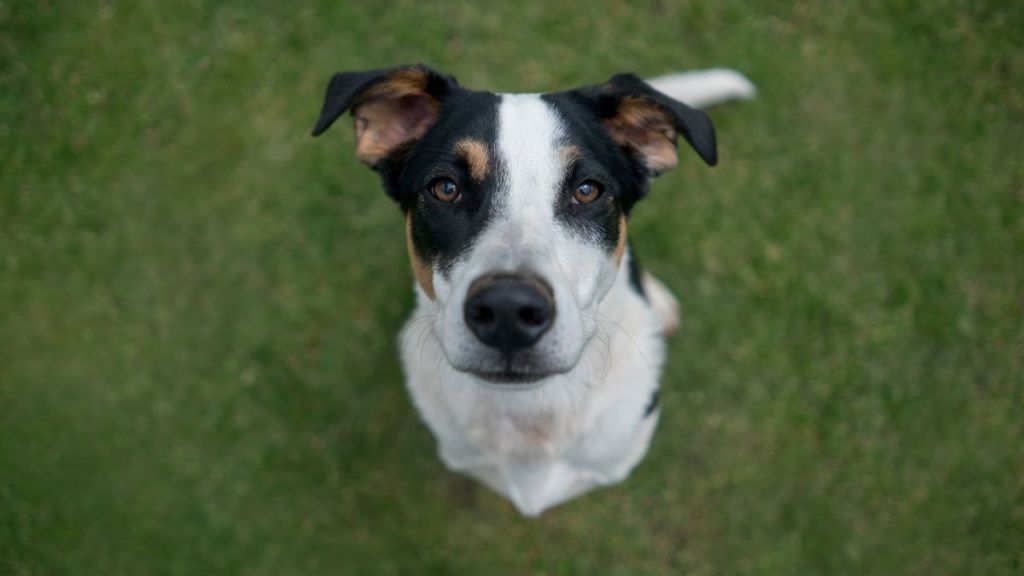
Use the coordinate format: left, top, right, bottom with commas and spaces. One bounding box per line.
463, 408, 567, 459
420, 374, 660, 517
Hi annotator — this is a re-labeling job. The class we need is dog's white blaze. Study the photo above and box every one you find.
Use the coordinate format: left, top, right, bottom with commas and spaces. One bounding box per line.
493, 94, 615, 310
495, 94, 563, 221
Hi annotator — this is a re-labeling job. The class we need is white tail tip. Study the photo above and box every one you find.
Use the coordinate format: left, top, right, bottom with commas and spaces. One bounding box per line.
645, 68, 756, 109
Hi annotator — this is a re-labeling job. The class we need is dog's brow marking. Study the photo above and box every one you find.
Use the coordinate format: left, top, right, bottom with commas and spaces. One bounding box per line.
613, 215, 627, 265
453, 139, 490, 182
558, 145, 583, 165
406, 215, 434, 298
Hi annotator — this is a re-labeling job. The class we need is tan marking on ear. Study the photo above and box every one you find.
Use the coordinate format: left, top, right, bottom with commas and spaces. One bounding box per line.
353, 96, 440, 165
363, 68, 429, 98
453, 139, 490, 182
603, 96, 679, 173
613, 215, 627, 266
406, 215, 435, 299
352, 69, 440, 165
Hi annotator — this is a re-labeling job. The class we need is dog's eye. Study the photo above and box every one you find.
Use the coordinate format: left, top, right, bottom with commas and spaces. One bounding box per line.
572, 181, 603, 205
429, 178, 461, 203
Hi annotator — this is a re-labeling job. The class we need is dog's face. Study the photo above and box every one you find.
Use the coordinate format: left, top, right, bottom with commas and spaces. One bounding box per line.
313, 65, 715, 384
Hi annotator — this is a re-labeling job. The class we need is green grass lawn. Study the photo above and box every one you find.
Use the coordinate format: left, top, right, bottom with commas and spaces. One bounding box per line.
2, 1, 1022, 574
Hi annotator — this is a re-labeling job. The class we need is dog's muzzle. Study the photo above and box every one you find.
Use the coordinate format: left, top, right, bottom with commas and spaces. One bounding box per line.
463, 273, 555, 356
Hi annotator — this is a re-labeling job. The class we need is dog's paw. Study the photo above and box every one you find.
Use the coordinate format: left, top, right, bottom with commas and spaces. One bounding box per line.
643, 272, 680, 336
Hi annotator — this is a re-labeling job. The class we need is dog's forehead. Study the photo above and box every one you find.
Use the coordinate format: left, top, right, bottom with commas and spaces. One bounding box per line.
432, 91, 581, 163
493, 94, 567, 210
496, 93, 563, 145
424, 91, 581, 215
433, 92, 569, 158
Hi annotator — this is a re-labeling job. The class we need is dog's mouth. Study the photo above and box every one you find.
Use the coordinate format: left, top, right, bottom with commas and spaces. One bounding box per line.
454, 349, 579, 386
471, 369, 550, 385
454, 355, 567, 386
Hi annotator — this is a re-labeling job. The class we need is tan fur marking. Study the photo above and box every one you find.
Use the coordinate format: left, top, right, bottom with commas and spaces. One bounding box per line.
406, 215, 434, 299
352, 69, 440, 165
613, 215, 627, 265
559, 144, 583, 165
363, 69, 429, 98
602, 96, 679, 173
453, 139, 490, 182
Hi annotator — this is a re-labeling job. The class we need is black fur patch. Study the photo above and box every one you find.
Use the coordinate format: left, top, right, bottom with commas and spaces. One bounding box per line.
644, 388, 660, 418
544, 92, 651, 256
399, 90, 503, 275
627, 242, 647, 300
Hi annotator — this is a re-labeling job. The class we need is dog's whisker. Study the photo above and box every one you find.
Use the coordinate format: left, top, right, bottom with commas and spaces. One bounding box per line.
594, 311, 652, 373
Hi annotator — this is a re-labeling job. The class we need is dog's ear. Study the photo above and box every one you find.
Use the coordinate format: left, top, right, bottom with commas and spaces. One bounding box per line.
568, 73, 717, 174
311, 65, 458, 167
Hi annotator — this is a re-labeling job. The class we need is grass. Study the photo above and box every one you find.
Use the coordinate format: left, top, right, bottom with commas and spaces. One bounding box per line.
1, 0, 1022, 573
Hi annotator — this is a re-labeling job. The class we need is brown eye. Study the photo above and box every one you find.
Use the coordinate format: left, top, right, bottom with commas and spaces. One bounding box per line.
430, 178, 461, 203
572, 181, 603, 204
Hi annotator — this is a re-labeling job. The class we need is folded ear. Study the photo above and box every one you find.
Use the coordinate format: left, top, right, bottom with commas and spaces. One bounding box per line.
571, 73, 717, 174
311, 65, 458, 167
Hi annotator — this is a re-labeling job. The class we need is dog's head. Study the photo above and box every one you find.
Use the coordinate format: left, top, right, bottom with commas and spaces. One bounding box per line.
313, 65, 715, 384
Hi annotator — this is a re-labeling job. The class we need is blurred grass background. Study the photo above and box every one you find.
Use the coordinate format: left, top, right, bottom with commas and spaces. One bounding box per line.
1, 0, 1022, 574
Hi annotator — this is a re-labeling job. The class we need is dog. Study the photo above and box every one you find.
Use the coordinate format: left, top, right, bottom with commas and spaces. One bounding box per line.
312, 65, 753, 516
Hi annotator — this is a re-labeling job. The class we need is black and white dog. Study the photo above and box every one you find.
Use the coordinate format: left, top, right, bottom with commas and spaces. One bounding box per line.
313, 65, 753, 516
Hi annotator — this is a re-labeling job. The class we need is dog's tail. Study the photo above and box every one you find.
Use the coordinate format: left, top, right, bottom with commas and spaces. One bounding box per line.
645, 68, 756, 109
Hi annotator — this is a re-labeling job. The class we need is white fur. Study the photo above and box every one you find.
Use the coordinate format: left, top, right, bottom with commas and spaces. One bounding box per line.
401, 251, 665, 516
645, 68, 756, 109
399, 94, 670, 516
643, 272, 681, 335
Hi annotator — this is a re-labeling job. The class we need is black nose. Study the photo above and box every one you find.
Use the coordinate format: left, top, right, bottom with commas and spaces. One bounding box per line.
464, 274, 555, 354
